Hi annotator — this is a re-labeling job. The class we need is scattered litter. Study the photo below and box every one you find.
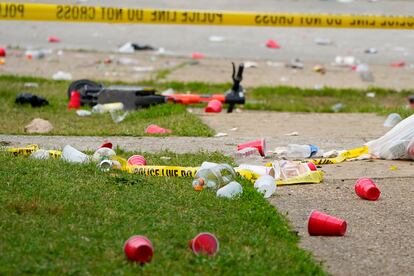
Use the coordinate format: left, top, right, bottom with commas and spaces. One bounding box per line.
15, 93, 49, 107
286, 58, 303, 69
237, 139, 266, 157
334, 56, 357, 67
124, 235, 154, 264
364, 48, 378, 54
280, 77, 289, 83
0, 47, 6, 57
314, 37, 332, 45
25, 49, 51, 59
189, 232, 219, 256
118, 42, 155, 53
117, 57, 139, 65
92, 147, 116, 162
192, 163, 236, 190
160, 88, 175, 96
132, 66, 154, 73
322, 150, 341, 158
265, 39, 281, 49
355, 178, 381, 200
0, 58, 5, 65
52, 71, 72, 81
30, 149, 50, 160
160, 156, 172, 160
208, 36, 225, 42
110, 110, 129, 123
230, 127, 238, 131
48, 36, 60, 43
390, 61, 405, 68
217, 181, 243, 198
383, 113, 402, 128
23, 82, 39, 88
308, 210, 347, 236
314, 84, 324, 90
191, 52, 205, 59
331, 103, 344, 113
205, 99, 222, 113
127, 155, 147, 166
214, 133, 227, 138
25, 118, 53, 134
145, 124, 172, 134
356, 64, 374, 82
390, 165, 398, 171
244, 61, 258, 68
76, 110, 92, 117
254, 175, 276, 198
92, 103, 124, 113
313, 65, 326, 74
284, 131, 299, 136
68, 91, 81, 109
61, 145, 89, 163
286, 144, 319, 159
266, 61, 284, 68
366, 92, 376, 98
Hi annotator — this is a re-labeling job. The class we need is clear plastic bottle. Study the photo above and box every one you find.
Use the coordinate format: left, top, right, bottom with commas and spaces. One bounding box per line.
92, 102, 124, 113
192, 164, 236, 189
286, 144, 318, 159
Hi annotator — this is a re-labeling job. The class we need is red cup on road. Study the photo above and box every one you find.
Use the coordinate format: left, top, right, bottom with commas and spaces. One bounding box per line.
68, 91, 81, 109
124, 235, 154, 264
307, 162, 317, 171
0, 47, 6, 57
355, 178, 381, 201
266, 39, 281, 49
191, 52, 205, 59
308, 210, 347, 236
188, 232, 219, 256
205, 99, 222, 113
145, 124, 172, 134
48, 36, 61, 43
237, 139, 266, 157
127, 155, 147, 166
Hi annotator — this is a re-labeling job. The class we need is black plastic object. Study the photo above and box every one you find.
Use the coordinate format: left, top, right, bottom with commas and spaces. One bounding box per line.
15, 93, 49, 107
67, 79, 102, 99
225, 63, 245, 113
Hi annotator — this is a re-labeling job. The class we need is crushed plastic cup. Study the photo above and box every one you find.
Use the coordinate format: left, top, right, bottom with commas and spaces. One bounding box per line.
191, 52, 205, 59
124, 235, 154, 264
188, 232, 219, 256
237, 139, 266, 157
0, 47, 6, 57
52, 71, 72, 81
110, 110, 129, 123
254, 175, 276, 198
205, 100, 222, 113
68, 91, 81, 110
355, 178, 381, 201
234, 147, 261, 159
308, 210, 347, 236
61, 145, 89, 163
145, 124, 172, 134
216, 181, 243, 199
30, 149, 50, 160
266, 39, 280, 49
76, 110, 92, 117
127, 155, 147, 166
383, 113, 402, 128
92, 147, 116, 162
99, 142, 113, 149
48, 36, 61, 43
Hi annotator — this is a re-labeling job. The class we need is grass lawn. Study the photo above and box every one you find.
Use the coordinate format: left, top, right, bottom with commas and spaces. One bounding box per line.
0, 151, 326, 275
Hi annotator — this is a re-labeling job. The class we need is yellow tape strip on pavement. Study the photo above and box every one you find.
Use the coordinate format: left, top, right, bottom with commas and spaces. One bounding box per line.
307, 146, 369, 165
1, 2, 414, 29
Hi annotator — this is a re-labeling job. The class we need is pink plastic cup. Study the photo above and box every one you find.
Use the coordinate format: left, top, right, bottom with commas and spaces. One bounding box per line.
237, 139, 266, 157
266, 39, 281, 49
308, 210, 347, 236
188, 232, 219, 256
124, 235, 154, 264
145, 124, 172, 134
205, 100, 223, 113
355, 178, 381, 201
127, 155, 147, 166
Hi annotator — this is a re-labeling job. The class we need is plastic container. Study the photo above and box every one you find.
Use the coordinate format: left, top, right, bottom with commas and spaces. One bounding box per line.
68, 91, 81, 110
383, 113, 402, 128
254, 175, 276, 198
286, 144, 318, 159
355, 178, 381, 201
192, 164, 236, 189
92, 102, 124, 113
61, 145, 89, 163
124, 235, 154, 264
308, 210, 347, 236
272, 160, 311, 180
189, 232, 219, 256
216, 181, 243, 198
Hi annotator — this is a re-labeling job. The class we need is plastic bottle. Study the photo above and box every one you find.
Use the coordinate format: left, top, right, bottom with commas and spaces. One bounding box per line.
286, 144, 318, 159
92, 102, 124, 113
216, 181, 243, 199
192, 164, 236, 189
254, 175, 276, 198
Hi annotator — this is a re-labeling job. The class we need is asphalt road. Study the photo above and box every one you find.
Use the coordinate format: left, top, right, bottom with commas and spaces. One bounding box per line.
2, 0, 414, 64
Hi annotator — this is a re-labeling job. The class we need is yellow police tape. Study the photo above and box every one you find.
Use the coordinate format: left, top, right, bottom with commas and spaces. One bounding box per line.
236, 169, 324, 186
6, 144, 62, 158
1, 2, 414, 29
306, 146, 369, 165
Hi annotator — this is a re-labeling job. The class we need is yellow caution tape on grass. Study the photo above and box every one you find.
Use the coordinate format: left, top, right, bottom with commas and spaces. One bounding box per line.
7, 144, 39, 157
127, 165, 198, 177
1, 3, 414, 29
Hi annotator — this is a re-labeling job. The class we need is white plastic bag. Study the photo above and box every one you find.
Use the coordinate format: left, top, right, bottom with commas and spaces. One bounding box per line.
366, 114, 414, 160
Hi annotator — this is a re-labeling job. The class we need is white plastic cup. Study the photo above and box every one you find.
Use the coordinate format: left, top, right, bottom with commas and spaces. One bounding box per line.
61, 145, 89, 163
383, 113, 402, 128
254, 175, 276, 198
216, 181, 243, 199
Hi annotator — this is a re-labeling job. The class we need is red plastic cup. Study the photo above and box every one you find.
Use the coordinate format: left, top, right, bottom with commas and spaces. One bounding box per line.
127, 155, 147, 166
237, 139, 266, 157
188, 232, 219, 256
124, 235, 154, 264
307, 162, 317, 171
266, 39, 281, 49
68, 91, 81, 109
308, 210, 347, 236
191, 52, 205, 59
0, 47, 6, 57
99, 142, 113, 149
355, 178, 381, 201
48, 36, 61, 43
205, 100, 223, 113
145, 124, 172, 134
